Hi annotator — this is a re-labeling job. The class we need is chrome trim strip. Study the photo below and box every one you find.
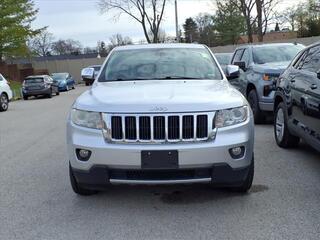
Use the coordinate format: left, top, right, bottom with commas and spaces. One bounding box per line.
109, 178, 212, 185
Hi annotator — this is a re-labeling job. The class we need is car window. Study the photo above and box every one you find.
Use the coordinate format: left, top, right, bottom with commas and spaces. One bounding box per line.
253, 44, 304, 64
293, 50, 307, 69
25, 78, 44, 83
232, 49, 244, 63
300, 45, 320, 73
215, 53, 232, 65
0, 74, 3, 81
99, 48, 223, 81
241, 49, 250, 66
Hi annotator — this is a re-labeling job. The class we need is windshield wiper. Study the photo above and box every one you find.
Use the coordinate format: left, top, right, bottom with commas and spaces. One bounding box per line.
157, 76, 204, 80
107, 78, 149, 82
104, 76, 204, 82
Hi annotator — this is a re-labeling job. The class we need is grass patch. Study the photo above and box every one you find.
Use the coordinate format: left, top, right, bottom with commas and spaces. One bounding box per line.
9, 81, 22, 100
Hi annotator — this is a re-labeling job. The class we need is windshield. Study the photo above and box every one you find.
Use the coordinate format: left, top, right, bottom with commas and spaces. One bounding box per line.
253, 44, 304, 64
215, 53, 232, 65
99, 48, 223, 82
25, 78, 44, 83
51, 73, 68, 80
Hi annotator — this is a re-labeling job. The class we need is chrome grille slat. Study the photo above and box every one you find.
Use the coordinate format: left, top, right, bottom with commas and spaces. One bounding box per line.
106, 112, 215, 144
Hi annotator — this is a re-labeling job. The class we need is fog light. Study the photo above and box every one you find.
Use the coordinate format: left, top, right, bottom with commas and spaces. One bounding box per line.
76, 149, 91, 161
229, 146, 245, 159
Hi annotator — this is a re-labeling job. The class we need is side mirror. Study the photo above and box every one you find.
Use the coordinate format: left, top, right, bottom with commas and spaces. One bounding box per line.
234, 61, 247, 71
226, 65, 240, 80
81, 67, 95, 79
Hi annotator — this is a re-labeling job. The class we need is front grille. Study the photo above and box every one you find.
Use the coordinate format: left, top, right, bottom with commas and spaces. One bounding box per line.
104, 112, 215, 143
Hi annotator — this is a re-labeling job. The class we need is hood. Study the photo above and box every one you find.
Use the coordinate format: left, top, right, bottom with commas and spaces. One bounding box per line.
74, 80, 247, 113
253, 61, 290, 75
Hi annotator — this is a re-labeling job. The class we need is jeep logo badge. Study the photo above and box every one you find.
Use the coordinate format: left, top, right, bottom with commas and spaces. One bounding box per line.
149, 106, 168, 112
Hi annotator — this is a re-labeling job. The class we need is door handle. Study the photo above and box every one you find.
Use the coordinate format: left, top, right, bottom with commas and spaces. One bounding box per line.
310, 84, 317, 90
290, 78, 295, 83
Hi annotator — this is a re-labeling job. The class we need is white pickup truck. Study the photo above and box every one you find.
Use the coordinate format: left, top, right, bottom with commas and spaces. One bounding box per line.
0, 73, 13, 112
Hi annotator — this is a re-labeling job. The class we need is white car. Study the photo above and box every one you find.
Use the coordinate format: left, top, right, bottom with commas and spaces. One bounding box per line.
0, 73, 13, 112
67, 44, 255, 195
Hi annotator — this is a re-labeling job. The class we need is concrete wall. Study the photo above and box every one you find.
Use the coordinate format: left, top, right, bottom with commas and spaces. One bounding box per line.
210, 36, 320, 53
32, 57, 106, 83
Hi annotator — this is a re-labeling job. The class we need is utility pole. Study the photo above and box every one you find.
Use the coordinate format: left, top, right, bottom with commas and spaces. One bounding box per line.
175, 0, 180, 42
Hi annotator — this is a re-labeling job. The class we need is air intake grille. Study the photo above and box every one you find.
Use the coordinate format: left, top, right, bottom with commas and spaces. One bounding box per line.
105, 112, 215, 143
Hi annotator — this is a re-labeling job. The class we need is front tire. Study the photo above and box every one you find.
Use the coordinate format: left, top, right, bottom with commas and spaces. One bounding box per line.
232, 157, 254, 193
47, 89, 52, 98
0, 93, 9, 112
69, 164, 98, 196
274, 102, 300, 148
248, 89, 264, 124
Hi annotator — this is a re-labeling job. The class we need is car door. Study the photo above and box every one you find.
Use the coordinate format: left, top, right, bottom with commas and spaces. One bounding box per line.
238, 48, 251, 95
290, 45, 320, 138
229, 49, 244, 91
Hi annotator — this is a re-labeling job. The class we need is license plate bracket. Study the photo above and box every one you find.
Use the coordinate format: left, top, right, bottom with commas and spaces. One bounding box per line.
141, 150, 178, 169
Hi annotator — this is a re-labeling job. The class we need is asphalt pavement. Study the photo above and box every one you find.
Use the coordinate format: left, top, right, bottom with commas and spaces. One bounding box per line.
1, 86, 320, 240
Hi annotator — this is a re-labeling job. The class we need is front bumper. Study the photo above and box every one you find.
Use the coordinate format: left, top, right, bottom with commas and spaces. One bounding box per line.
23, 88, 51, 96
71, 163, 252, 189
67, 114, 254, 185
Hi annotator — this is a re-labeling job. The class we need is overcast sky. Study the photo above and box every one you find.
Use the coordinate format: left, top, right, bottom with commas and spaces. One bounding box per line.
32, 0, 302, 48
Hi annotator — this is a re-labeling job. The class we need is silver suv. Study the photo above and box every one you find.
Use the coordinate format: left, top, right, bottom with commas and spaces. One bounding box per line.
67, 44, 255, 195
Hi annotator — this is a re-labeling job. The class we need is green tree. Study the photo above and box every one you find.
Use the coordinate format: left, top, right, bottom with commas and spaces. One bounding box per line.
183, 18, 199, 43
0, 0, 41, 61
214, 0, 246, 45
195, 13, 216, 46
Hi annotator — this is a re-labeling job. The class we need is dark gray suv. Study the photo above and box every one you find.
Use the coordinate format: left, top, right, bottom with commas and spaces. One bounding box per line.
229, 43, 304, 123
274, 42, 320, 151
22, 75, 60, 100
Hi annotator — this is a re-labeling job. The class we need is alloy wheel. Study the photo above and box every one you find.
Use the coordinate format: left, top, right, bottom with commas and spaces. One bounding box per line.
0, 94, 8, 111
275, 107, 285, 142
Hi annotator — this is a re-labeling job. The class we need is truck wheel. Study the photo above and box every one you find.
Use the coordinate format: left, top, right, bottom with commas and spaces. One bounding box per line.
69, 164, 98, 196
274, 102, 300, 148
248, 89, 264, 124
23, 95, 28, 100
0, 93, 9, 112
56, 90, 60, 96
85, 82, 89, 86
232, 157, 254, 193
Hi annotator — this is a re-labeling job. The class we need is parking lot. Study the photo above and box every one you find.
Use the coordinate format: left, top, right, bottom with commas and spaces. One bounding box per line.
1, 85, 319, 240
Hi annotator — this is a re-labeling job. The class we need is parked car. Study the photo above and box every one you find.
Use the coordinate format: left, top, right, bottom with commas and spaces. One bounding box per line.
22, 75, 59, 100
229, 43, 305, 123
67, 44, 255, 196
274, 42, 320, 152
51, 72, 76, 91
0, 73, 13, 112
215, 52, 232, 73
81, 65, 101, 86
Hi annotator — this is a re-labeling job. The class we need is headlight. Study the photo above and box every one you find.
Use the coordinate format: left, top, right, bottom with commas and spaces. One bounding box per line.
215, 106, 248, 128
71, 109, 103, 129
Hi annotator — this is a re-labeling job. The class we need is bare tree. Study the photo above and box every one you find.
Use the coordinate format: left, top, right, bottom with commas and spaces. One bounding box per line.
230, 0, 256, 43
148, 28, 166, 43
108, 34, 133, 50
51, 39, 83, 55
256, 0, 279, 42
98, 0, 167, 43
28, 30, 54, 56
